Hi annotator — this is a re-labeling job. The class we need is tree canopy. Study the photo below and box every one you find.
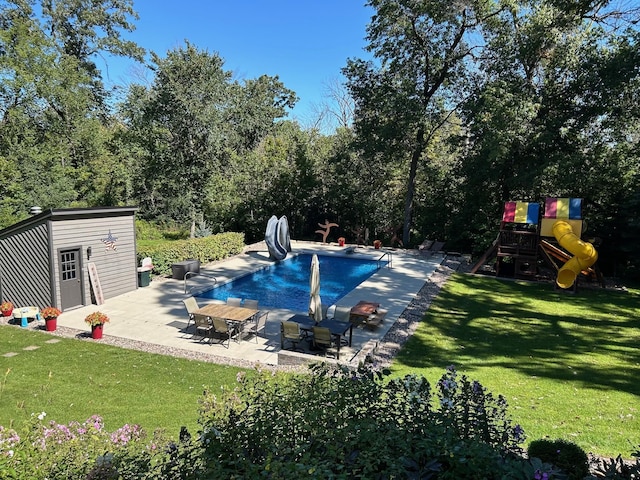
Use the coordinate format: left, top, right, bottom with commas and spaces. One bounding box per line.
1, 0, 638, 277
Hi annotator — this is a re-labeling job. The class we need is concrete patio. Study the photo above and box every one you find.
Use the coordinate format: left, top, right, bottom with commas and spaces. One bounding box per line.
51, 241, 445, 367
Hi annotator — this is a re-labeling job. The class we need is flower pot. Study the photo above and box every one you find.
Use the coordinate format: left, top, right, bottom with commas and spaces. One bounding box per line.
2, 308, 13, 317
338, 238, 345, 247
91, 324, 104, 339
45, 317, 57, 332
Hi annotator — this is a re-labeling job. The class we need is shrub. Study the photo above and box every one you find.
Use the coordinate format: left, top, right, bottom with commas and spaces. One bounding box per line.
135, 219, 166, 241
137, 232, 245, 276
0, 413, 157, 479
528, 438, 589, 480
197, 364, 528, 478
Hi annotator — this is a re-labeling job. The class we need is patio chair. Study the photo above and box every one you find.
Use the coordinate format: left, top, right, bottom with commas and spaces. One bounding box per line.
226, 297, 242, 307
332, 305, 351, 322
182, 297, 200, 332
281, 321, 305, 352
193, 314, 213, 343
211, 317, 238, 348
243, 299, 259, 310
245, 310, 269, 343
312, 326, 339, 359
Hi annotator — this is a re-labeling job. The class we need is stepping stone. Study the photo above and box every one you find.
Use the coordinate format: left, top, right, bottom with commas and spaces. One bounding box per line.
3, 352, 18, 357
23, 345, 40, 351
45, 339, 61, 344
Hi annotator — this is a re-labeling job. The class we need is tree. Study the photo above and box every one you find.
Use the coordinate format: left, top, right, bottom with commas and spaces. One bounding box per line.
344, 0, 506, 246
41, 0, 144, 111
0, 0, 144, 225
123, 43, 298, 236
456, 0, 640, 261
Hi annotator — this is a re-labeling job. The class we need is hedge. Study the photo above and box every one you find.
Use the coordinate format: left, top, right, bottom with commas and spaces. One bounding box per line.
136, 232, 245, 276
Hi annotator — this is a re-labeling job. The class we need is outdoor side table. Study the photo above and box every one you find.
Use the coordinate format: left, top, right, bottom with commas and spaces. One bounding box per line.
13, 306, 41, 328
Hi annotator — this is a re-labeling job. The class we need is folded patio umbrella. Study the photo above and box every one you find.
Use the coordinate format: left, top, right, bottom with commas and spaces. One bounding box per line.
308, 254, 323, 323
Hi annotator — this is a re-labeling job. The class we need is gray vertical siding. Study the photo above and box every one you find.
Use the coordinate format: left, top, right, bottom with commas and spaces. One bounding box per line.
0, 223, 53, 308
51, 215, 137, 305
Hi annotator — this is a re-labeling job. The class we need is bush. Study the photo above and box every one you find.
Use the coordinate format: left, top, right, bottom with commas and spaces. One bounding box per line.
135, 219, 190, 241
137, 232, 245, 276
0, 413, 158, 479
4, 366, 616, 479
528, 438, 589, 480
196, 364, 529, 478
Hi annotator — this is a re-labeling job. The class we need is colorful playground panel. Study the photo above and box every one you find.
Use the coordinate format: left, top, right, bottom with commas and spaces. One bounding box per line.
543, 197, 582, 219
540, 197, 583, 238
502, 201, 540, 224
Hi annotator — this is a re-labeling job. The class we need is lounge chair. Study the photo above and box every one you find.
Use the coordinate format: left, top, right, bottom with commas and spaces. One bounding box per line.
419, 240, 446, 257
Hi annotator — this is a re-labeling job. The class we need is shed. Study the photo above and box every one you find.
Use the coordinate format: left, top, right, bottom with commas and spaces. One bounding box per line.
0, 206, 139, 312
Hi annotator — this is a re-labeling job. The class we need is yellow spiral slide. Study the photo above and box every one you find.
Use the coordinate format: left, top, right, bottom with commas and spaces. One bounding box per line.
552, 220, 598, 289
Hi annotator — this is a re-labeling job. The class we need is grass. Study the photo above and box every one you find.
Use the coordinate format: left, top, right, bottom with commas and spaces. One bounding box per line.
1, 274, 638, 458
0, 327, 244, 437
389, 273, 640, 458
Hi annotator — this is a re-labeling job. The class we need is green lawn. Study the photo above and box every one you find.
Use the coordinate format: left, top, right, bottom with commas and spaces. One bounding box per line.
0, 328, 244, 437
390, 273, 640, 458
1, 274, 638, 458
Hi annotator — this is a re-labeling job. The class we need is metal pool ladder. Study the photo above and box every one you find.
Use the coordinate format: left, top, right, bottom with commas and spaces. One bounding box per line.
377, 251, 392, 269
184, 271, 218, 294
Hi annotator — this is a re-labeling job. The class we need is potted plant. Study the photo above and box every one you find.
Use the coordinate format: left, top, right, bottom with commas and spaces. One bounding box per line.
373, 240, 382, 249
1, 301, 13, 317
84, 311, 110, 339
41, 307, 62, 332
338, 237, 346, 247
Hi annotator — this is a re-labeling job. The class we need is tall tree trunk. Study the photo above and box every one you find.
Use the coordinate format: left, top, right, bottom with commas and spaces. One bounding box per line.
403, 126, 426, 245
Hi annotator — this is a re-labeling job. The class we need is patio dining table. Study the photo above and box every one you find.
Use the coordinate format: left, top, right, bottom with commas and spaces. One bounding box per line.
288, 314, 353, 353
194, 303, 259, 341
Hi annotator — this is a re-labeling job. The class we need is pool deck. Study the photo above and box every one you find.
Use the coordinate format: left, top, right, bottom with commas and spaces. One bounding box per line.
53, 241, 445, 367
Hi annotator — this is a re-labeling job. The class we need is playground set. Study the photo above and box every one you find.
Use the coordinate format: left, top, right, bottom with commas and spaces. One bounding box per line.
471, 197, 602, 290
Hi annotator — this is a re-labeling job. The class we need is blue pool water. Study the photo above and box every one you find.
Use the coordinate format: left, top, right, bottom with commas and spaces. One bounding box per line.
198, 253, 384, 311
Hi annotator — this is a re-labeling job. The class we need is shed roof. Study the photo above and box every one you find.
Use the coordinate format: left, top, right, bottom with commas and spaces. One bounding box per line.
0, 206, 139, 238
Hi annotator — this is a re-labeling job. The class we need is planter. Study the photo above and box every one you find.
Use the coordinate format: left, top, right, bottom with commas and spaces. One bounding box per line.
91, 324, 104, 339
338, 238, 345, 247
45, 317, 57, 332
374, 240, 382, 249
2, 308, 13, 317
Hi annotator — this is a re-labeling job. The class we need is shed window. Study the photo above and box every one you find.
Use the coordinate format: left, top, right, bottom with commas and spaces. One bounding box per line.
60, 251, 77, 281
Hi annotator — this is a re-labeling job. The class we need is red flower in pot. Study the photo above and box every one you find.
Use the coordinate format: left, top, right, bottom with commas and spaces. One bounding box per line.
42, 307, 62, 332
85, 311, 110, 339
1, 301, 13, 317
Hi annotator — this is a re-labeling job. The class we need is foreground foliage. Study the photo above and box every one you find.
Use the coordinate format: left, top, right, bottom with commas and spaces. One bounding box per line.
195, 364, 531, 478
2, 364, 639, 478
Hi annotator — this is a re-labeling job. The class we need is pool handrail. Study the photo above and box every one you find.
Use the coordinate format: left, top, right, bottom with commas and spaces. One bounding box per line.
377, 251, 392, 269
184, 271, 218, 294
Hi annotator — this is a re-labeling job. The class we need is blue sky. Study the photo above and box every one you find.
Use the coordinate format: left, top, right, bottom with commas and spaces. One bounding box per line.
103, 1, 374, 128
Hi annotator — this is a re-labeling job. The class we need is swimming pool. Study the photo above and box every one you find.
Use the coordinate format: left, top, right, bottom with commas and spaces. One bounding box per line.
198, 253, 385, 311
